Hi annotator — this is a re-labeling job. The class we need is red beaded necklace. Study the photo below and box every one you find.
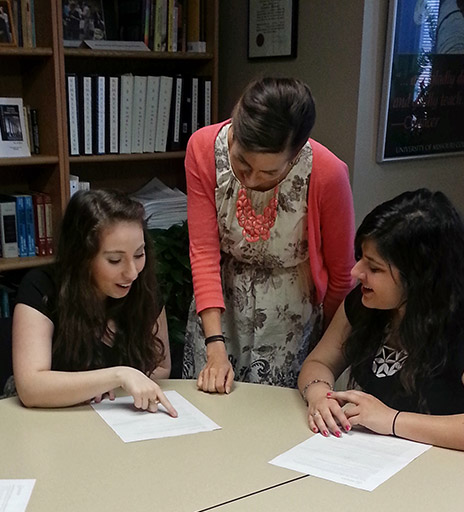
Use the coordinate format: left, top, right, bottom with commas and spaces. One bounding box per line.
236, 186, 278, 242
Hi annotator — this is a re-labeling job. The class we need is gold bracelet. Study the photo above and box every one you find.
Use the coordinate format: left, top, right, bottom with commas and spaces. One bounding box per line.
301, 379, 334, 404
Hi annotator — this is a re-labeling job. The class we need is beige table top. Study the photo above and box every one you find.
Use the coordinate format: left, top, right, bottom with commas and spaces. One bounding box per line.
0, 379, 310, 512
2, 379, 464, 512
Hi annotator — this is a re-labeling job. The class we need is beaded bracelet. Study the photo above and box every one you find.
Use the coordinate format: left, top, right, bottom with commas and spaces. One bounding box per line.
204, 334, 225, 346
301, 379, 334, 404
392, 410, 401, 436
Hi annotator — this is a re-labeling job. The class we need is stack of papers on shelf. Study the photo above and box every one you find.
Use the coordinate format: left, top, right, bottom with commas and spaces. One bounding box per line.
132, 177, 187, 230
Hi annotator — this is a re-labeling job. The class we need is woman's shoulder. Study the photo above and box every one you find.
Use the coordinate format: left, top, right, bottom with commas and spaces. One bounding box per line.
309, 138, 349, 182
188, 120, 231, 149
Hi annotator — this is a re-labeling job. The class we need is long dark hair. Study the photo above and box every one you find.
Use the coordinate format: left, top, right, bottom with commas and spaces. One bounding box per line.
344, 189, 464, 405
231, 77, 316, 157
53, 189, 163, 375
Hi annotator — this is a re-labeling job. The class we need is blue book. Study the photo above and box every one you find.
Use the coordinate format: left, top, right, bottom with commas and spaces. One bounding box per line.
22, 195, 36, 257
12, 195, 27, 257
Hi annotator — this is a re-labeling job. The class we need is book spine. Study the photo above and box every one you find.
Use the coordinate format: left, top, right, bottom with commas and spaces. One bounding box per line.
143, 76, 160, 153
81, 76, 93, 155
119, 74, 134, 154
30, 108, 40, 154
154, 0, 168, 52
92, 76, 106, 155
32, 193, 46, 256
66, 74, 80, 156
42, 193, 53, 256
29, 0, 36, 47
168, 75, 183, 150
22, 106, 32, 154
131, 76, 147, 153
191, 76, 199, 133
0, 199, 19, 258
203, 77, 211, 126
154, 76, 173, 152
107, 77, 120, 154
20, 0, 32, 48
14, 196, 27, 257
23, 195, 36, 257
1, 287, 10, 317
186, 0, 200, 49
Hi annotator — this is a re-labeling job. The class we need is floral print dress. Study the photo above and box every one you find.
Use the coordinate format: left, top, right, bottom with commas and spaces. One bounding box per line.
183, 124, 323, 388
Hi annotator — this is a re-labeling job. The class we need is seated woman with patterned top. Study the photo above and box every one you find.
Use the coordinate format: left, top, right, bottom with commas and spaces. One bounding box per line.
13, 189, 177, 416
298, 188, 464, 450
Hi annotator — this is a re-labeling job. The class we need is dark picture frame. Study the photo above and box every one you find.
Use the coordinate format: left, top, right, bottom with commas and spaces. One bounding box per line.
377, 0, 464, 162
248, 0, 298, 59
0, 0, 16, 47
62, 0, 106, 46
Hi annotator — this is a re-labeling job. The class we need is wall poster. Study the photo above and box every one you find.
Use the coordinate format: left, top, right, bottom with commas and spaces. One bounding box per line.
377, 0, 464, 161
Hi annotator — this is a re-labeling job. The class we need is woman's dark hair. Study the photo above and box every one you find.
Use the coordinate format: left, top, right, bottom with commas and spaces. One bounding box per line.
53, 189, 163, 375
231, 77, 316, 157
344, 188, 464, 408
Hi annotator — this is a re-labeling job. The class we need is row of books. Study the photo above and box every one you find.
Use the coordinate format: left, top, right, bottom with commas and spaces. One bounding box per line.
63, 0, 207, 53
0, 193, 53, 259
0, 97, 39, 158
65, 72, 211, 156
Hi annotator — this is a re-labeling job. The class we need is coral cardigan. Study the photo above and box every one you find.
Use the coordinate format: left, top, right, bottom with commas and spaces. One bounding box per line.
185, 121, 355, 324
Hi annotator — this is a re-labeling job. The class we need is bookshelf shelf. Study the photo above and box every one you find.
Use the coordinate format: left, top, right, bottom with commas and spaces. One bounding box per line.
0, 256, 54, 272
64, 49, 214, 61
0, 156, 60, 167
0, 48, 54, 58
69, 151, 186, 164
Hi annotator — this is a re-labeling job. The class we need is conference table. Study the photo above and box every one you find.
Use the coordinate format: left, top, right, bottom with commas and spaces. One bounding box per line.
1, 379, 463, 511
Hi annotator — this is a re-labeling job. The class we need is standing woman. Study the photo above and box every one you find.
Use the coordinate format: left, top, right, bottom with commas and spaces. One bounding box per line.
298, 189, 464, 450
13, 189, 177, 415
183, 77, 355, 393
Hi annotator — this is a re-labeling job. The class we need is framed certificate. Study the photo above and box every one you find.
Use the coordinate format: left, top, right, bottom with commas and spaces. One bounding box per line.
248, 0, 298, 59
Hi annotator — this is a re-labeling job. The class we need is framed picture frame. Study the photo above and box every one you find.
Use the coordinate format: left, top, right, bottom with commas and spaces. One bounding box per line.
248, 0, 298, 59
377, 0, 464, 162
0, 0, 16, 47
62, 0, 106, 47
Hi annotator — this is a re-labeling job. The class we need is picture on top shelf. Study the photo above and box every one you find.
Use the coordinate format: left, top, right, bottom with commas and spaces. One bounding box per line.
62, 0, 106, 46
0, 98, 31, 157
0, 0, 16, 46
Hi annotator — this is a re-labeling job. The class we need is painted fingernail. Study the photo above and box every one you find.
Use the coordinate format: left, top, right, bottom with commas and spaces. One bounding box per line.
312, 427, 318, 433
323, 430, 329, 437
345, 425, 351, 431
335, 431, 341, 438
326, 392, 332, 397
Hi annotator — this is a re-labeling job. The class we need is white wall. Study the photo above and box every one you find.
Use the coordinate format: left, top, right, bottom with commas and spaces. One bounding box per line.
218, 0, 464, 223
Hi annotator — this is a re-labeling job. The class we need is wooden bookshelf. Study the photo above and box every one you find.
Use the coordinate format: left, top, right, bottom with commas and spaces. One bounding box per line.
0, 0, 218, 272
0, 0, 67, 273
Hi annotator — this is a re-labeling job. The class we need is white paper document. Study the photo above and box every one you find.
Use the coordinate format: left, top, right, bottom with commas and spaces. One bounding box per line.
269, 429, 431, 491
0, 480, 35, 512
92, 390, 221, 443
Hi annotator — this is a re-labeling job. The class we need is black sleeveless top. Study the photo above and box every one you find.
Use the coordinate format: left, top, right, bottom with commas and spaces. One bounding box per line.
344, 285, 464, 414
